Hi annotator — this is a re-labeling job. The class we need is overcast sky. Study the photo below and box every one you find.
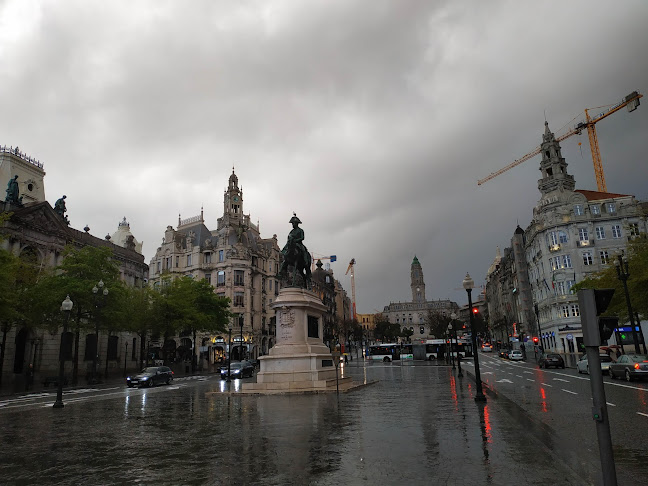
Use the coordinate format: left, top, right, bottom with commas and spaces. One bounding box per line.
2, 1, 647, 313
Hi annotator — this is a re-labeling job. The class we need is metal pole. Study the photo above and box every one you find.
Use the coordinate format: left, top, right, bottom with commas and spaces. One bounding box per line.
54, 298, 72, 409
240, 318, 244, 361
449, 330, 455, 369
467, 287, 486, 402
123, 342, 128, 377
227, 327, 232, 382
456, 328, 463, 377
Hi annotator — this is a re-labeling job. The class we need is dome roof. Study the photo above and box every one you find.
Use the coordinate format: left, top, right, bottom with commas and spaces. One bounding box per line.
111, 217, 143, 254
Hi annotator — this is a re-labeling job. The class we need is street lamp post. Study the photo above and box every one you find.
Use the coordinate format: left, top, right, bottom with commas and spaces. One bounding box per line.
451, 313, 463, 377
464, 273, 486, 402
447, 325, 455, 370
615, 255, 641, 354
53, 295, 73, 409
123, 342, 128, 377
91, 280, 108, 384
239, 315, 244, 361
226, 322, 233, 382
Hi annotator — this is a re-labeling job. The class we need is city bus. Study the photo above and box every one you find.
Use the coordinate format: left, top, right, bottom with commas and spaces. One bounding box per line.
400, 343, 413, 360
425, 338, 473, 360
367, 344, 401, 362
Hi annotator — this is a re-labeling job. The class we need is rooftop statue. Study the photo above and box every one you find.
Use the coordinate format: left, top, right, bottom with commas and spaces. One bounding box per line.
5, 175, 22, 205
277, 213, 312, 288
54, 195, 69, 225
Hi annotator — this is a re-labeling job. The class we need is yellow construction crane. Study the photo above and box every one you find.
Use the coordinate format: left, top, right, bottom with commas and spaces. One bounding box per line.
478, 91, 642, 192
345, 258, 357, 322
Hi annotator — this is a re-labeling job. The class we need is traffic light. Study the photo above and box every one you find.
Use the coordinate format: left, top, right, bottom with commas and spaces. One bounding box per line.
598, 317, 618, 342
533, 336, 539, 344
472, 308, 478, 314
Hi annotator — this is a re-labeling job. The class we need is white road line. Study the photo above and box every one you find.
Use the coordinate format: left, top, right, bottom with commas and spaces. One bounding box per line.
516, 375, 523, 378
541, 383, 552, 387
523, 371, 532, 374
606, 402, 616, 407
526, 379, 535, 382
562, 389, 578, 395
637, 412, 648, 418
553, 378, 570, 383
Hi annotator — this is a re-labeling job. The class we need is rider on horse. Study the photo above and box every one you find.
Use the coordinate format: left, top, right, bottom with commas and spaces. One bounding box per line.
278, 213, 311, 287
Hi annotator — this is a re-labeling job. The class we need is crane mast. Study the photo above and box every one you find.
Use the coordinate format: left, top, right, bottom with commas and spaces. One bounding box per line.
478, 91, 642, 191
345, 258, 356, 322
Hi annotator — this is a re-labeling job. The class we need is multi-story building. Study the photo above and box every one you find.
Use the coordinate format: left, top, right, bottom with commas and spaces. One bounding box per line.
382, 256, 459, 340
486, 122, 647, 354
148, 170, 281, 364
1, 146, 148, 388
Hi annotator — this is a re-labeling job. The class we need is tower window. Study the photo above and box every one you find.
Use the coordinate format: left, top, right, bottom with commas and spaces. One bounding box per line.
546, 168, 553, 176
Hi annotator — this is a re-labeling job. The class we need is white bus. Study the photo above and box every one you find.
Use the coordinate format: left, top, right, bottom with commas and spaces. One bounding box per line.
425, 339, 472, 360
401, 343, 413, 360
367, 344, 401, 362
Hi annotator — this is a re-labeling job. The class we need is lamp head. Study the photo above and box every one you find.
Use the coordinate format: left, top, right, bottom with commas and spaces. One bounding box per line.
103, 288, 109, 296
97, 280, 104, 289
451, 312, 457, 320
61, 295, 73, 312
92, 286, 98, 294
462, 273, 474, 291
448, 323, 452, 330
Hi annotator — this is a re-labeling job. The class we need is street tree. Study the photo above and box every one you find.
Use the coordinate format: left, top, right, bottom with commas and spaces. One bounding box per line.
425, 310, 451, 339
374, 317, 400, 342
30, 245, 122, 384
573, 237, 648, 322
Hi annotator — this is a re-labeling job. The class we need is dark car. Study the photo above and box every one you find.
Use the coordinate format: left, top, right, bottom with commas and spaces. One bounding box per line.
538, 353, 565, 369
220, 360, 255, 379
499, 349, 510, 359
609, 354, 648, 382
127, 366, 174, 388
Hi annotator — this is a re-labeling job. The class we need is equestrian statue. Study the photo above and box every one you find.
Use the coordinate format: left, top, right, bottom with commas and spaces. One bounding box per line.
277, 213, 312, 288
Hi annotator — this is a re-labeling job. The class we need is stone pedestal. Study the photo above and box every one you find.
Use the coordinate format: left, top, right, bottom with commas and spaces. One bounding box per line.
242, 287, 351, 393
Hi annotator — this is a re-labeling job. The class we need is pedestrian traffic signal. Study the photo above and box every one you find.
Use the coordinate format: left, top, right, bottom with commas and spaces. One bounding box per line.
594, 288, 616, 344
598, 317, 617, 342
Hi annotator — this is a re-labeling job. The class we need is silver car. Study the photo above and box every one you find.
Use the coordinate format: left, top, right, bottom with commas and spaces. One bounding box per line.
576, 354, 612, 375
508, 350, 524, 361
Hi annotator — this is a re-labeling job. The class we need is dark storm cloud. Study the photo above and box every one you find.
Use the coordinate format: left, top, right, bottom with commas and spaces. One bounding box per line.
1, 0, 647, 311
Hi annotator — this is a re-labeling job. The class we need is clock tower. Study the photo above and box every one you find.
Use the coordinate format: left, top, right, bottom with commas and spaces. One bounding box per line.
411, 256, 426, 303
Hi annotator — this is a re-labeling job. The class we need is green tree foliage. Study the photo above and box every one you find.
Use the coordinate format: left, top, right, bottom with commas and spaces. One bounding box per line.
425, 311, 451, 339
374, 317, 401, 342
400, 327, 414, 342
573, 237, 648, 321
152, 276, 231, 337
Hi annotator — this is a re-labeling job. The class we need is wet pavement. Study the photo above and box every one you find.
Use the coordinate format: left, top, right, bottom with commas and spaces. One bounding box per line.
0, 359, 590, 485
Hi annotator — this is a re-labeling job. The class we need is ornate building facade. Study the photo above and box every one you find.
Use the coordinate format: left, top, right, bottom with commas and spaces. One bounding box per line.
485, 122, 647, 354
1, 146, 148, 388
148, 170, 281, 364
382, 256, 459, 340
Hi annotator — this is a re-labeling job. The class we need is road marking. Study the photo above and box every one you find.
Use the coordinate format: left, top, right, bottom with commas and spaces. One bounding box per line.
496, 379, 513, 383
606, 402, 616, 407
638, 412, 648, 418
541, 383, 552, 387
482, 372, 494, 374
523, 371, 532, 374
562, 389, 578, 395
526, 379, 535, 382
553, 378, 570, 383
516, 375, 523, 378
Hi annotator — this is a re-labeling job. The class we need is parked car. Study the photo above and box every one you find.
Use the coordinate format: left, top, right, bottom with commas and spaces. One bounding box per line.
508, 350, 524, 361
538, 353, 565, 369
498, 349, 510, 359
609, 354, 648, 381
220, 360, 255, 379
576, 354, 613, 375
127, 366, 174, 388
481, 343, 493, 352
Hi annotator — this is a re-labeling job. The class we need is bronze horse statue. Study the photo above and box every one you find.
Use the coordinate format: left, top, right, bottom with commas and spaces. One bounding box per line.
277, 214, 312, 288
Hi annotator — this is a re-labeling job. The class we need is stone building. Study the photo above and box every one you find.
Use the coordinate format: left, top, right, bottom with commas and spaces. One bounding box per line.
382, 256, 459, 340
485, 122, 647, 354
148, 170, 281, 364
1, 146, 148, 388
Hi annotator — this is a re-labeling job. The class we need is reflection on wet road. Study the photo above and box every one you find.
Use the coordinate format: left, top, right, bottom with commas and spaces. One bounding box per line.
0, 361, 588, 485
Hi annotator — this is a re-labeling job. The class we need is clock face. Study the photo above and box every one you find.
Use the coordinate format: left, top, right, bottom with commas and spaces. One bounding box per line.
233, 196, 239, 202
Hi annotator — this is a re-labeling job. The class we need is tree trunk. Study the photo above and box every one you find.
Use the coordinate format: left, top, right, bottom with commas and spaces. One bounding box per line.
0, 325, 8, 387
104, 331, 110, 379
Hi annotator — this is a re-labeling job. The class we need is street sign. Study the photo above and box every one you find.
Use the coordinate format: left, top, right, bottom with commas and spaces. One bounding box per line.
566, 334, 573, 340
